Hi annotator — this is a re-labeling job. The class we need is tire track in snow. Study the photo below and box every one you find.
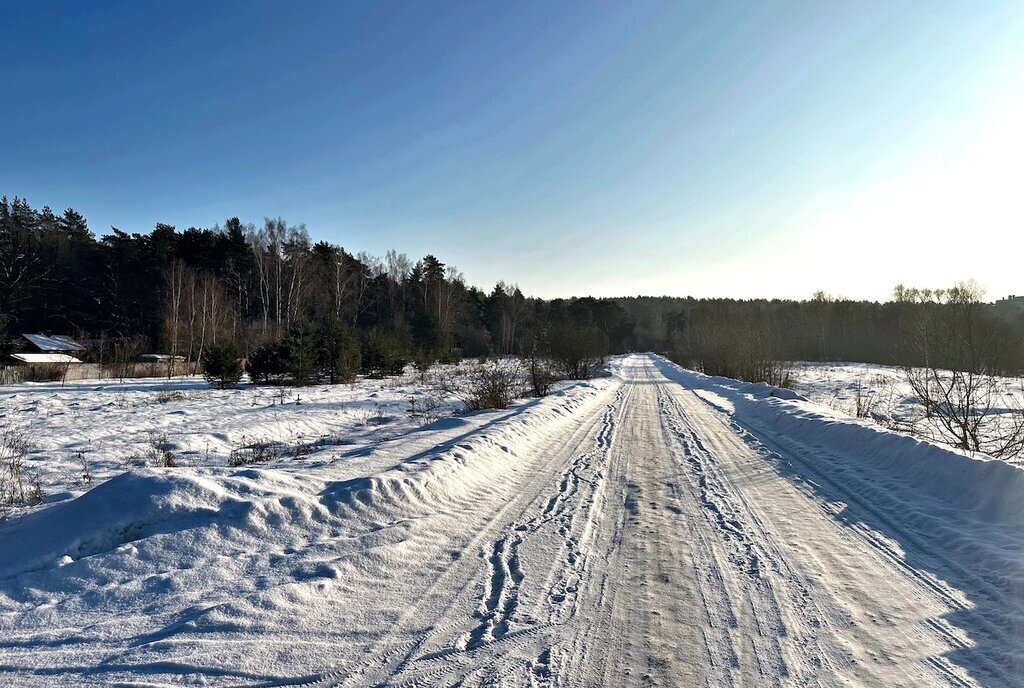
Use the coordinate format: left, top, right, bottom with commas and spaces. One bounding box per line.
650, 375, 790, 685
660, 367, 993, 687
389, 386, 630, 685
654, 379, 858, 684
708, 403, 1016, 686
302, 385, 629, 687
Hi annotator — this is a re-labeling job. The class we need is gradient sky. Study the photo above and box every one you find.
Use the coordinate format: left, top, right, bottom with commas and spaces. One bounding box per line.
3, 1, 1023, 301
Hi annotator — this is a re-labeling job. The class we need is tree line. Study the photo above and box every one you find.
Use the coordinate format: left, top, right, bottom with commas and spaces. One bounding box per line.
4, 195, 1022, 385
618, 288, 1024, 381
0, 196, 631, 378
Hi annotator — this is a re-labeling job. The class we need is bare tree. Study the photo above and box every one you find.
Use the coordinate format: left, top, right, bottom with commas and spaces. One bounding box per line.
247, 227, 272, 336
902, 281, 1024, 459
353, 251, 378, 325
267, 218, 287, 327
385, 250, 411, 331
162, 260, 188, 377
102, 335, 147, 381
494, 282, 526, 355
434, 265, 463, 354
676, 303, 790, 386
283, 224, 311, 327
324, 245, 359, 321
164, 266, 236, 375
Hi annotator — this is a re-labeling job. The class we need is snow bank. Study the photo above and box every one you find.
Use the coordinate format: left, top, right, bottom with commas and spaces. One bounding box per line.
0, 380, 610, 583
747, 398, 1024, 523
0, 470, 239, 579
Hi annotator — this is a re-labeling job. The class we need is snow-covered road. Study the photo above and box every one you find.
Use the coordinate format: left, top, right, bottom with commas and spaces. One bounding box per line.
2, 354, 1021, 686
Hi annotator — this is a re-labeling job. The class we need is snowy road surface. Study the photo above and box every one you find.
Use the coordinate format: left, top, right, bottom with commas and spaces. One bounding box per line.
1, 354, 1022, 686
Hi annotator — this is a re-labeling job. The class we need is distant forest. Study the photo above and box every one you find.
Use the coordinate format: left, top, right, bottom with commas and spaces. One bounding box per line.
3, 196, 1023, 378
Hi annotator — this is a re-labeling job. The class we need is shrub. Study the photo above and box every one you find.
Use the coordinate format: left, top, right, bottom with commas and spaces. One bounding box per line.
413, 349, 436, 382
202, 341, 243, 389
549, 323, 608, 380
23, 365, 68, 383
526, 356, 561, 397
439, 360, 525, 411
229, 440, 279, 466
156, 388, 187, 404
27, 474, 43, 505
363, 329, 409, 378
406, 393, 444, 424
0, 427, 30, 507
146, 431, 178, 467
248, 343, 289, 384
78, 450, 92, 485
902, 282, 1024, 459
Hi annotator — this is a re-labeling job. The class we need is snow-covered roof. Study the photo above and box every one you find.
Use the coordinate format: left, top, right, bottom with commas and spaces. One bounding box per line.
22, 334, 85, 352
10, 353, 83, 364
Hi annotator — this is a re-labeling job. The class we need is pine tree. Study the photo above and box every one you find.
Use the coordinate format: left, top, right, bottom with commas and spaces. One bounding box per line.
202, 341, 243, 389
363, 328, 408, 378
319, 318, 361, 383
283, 319, 319, 386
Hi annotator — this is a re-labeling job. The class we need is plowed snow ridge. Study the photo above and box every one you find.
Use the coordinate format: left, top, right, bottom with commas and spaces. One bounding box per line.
0, 354, 1021, 686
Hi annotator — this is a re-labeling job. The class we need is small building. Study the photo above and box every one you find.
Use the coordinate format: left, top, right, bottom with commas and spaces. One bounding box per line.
139, 353, 186, 363
6, 348, 83, 383
5, 335, 87, 382
21, 333, 86, 354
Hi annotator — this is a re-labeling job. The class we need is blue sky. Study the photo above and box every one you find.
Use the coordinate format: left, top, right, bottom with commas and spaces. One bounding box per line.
3, 1, 1023, 300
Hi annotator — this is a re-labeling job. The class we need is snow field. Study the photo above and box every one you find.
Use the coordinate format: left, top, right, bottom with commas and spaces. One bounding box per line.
0, 366, 480, 517
789, 361, 1024, 467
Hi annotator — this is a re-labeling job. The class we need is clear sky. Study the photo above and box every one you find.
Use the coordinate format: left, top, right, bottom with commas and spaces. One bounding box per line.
3, 1, 1023, 301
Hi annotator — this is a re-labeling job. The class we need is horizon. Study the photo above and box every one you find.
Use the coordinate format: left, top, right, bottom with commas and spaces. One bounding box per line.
4, 1, 1023, 302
